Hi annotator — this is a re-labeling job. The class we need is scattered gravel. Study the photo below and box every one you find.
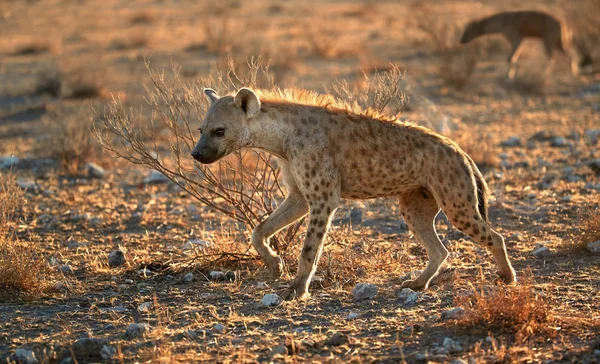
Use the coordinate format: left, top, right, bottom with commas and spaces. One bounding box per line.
441, 307, 465, 320
398, 288, 419, 305
72, 338, 111, 361
86, 162, 106, 179
532, 245, 552, 258
137, 301, 152, 312
586, 240, 600, 255
500, 136, 521, 147
183, 272, 194, 282
442, 337, 463, 353
209, 271, 227, 281
213, 323, 225, 333
325, 332, 348, 347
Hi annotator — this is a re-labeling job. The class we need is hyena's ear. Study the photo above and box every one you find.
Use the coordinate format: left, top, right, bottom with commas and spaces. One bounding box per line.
204, 88, 220, 103
234, 88, 261, 118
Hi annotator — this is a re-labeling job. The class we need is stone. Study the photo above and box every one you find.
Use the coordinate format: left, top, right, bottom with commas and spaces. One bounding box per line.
550, 136, 567, 147
17, 179, 39, 193
398, 288, 418, 305
450, 359, 468, 364
325, 332, 348, 347
256, 281, 268, 289
587, 159, 600, 176
108, 250, 126, 268
271, 345, 287, 356
349, 208, 363, 224
261, 293, 283, 307
209, 271, 226, 281
126, 323, 149, 338
352, 283, 378, 301
441, 307, 465, 320
0, 156, 19, 169
99, 345, 116, 360
225, 271, 236, 282
213, 323, 224, 333
587, 240, 600, 254
58, 265, 73, 274
182, 239, 211, 251
137, 301, 152, 312
532, 246, 551, 258
500, 136, 521, 147
15, 348, 38, 364
442, 337, 463, 353
183, 272, 194, 282
346, 313, 360, 320
72, 338, 109, 360
86, 162, 106, 179
585, 129, 600, 144
143, 170, 169, 184
560, 195, 572, 203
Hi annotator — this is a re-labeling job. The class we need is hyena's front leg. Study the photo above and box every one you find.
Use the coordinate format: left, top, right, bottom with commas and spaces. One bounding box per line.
280, 194, 340, 300
251, 193, 308, 278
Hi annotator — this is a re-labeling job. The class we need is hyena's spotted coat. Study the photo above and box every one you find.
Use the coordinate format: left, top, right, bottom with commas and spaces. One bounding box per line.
191, 87, 516, 300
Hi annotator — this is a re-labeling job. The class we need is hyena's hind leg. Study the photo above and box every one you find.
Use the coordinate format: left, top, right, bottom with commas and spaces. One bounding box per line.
398, 188, 449, 290
436, 191, 517, 285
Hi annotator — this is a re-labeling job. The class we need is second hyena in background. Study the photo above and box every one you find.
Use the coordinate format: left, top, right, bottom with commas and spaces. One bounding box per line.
460, 10, 593, 79
192, 87, 517, 300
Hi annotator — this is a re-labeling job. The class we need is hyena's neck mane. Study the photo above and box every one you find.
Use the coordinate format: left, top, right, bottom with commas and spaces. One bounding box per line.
253, 88, 399, 123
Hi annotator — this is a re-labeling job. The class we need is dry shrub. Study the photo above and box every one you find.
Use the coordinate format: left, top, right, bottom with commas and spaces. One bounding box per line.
48, 115, 96, 175
110, 33, 149, 50
93, 58, 408, 268
130, 10, 156, 25
448, 126, 499, 169
304, 17, 361, 60
0, 172, 53, 299
454, 277, 554, 343
577, 206, 600, 245
60, 65, 108, 99
411, 3, 477, 90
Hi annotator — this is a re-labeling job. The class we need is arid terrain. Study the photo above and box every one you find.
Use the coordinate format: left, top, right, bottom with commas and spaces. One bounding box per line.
0, 0, 599, 363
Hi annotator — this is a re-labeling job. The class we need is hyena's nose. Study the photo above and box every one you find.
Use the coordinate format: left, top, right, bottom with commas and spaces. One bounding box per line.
191, 149, 203, 161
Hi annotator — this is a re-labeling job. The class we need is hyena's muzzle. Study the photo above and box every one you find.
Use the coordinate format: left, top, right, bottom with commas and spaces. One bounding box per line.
191, 135, 221, 164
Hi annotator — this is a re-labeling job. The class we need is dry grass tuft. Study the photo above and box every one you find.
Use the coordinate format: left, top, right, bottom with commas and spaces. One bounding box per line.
48, 115, 97, 175
454, 277, 555, 343
0, 172, 53, 300
411, 4, 477, 90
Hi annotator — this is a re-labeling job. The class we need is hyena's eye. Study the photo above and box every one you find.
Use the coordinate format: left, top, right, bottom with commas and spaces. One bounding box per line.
214, 128, 225, 137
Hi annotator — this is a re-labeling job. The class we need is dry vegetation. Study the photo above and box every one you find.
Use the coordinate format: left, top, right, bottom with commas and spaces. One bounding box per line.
0, 0, 599, 362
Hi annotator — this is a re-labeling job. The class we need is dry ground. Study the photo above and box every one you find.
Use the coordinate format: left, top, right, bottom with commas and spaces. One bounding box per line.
0, 0, 599, 363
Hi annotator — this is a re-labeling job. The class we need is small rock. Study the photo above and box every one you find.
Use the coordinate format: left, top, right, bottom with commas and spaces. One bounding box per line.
450, 359, 468, 364
500, 136, 521, 147
99, 345, 116, 360
585, 129, 600, 144
398, 287, 418, 305
58, 265, 73, 274
15, 348, 38, 364
126, 323, 149, 338
532, 246, 551, 258
86, 162, 106, 179
125, 279, 134, 284
271, 345, 287, 356
72, 338, 109, 360
587, 159, 600, 176
182, 239, 211, 251
441, 307, 465, 320
213, 323, 224, 333
529, 130, 554, 142
594, 349, 600, 357
256, 281, 268, 289
108, 250, 126, 268
349, 208, 363, 224
225, 271, 236, 281
138, 268, 153, 276
352, 283, 378, 301
550, 136, 567, 147
587, 240, 600, 254
209, 271, 226, 281
325, 332, 348, 347
183, 272, 194, 282
53, 281, 66, 291
560, 195, 572, 203
143, 170, 169, 184
346, 313, 360, 320
261, 293, 283, 307
17, 179, 39, 193
442, 337, 463, 353
414, 353, 427, 360
66, 241, 86, 249
0, 156, 19, 169
104, 324, 115, 330
137, 301, 152, 312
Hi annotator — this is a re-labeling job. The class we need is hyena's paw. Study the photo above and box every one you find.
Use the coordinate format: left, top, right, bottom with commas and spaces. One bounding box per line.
279, 282, 310, 301
265, 257, 285, 280
400, 279, 428, 291
499, 270, 517, 285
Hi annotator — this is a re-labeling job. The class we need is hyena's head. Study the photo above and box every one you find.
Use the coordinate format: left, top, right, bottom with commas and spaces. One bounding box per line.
191, 88, 261, 164
459, 21, 480, 44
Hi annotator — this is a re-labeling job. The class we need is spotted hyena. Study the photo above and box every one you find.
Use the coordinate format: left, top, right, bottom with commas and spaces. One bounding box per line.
191, 87, 516, 300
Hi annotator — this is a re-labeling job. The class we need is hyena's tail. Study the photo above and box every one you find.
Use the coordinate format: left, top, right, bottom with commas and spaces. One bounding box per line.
469, 158, 489, 222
